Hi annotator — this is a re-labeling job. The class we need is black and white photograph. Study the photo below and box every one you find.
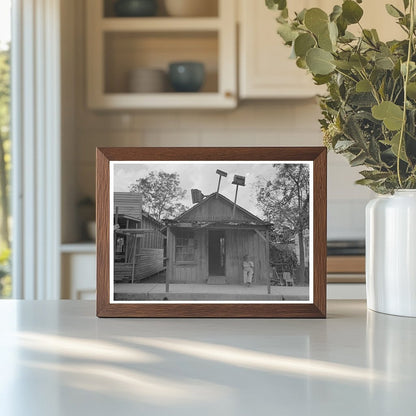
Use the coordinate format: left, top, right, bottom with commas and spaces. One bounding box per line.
110, 161, 312, 303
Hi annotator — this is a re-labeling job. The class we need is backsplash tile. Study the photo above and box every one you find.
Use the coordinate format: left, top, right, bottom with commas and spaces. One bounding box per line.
74, 100, 371, 240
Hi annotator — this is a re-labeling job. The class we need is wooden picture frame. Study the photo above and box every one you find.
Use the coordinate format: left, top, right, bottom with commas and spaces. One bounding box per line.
96, 147, 327, 318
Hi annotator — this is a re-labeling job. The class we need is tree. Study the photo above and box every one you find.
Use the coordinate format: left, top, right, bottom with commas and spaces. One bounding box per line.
129, 170, 188, 221
256, 164, 310, 285
0, 45, 10, 249
0, 43, 11, 298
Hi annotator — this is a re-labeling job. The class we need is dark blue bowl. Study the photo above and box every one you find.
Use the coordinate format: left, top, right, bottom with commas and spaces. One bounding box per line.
168, 62, 205, 93
114, 0, 158, 17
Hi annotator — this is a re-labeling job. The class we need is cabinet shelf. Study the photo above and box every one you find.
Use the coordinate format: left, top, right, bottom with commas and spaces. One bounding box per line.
101, 17, 221, 32
87, 0, 236, 110
90, 92, 235, 110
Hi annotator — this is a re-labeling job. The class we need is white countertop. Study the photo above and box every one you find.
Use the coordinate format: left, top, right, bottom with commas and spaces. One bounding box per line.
0, 300, 415, 416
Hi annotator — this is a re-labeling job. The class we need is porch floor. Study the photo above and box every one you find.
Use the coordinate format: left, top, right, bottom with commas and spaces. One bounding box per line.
114, 283, 309, 301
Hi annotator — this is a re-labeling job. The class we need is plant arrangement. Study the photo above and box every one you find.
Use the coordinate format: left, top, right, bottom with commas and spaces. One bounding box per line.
266, 0, 416, 193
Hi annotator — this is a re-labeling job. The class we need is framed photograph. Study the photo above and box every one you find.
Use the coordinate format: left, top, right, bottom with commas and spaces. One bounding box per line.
96, 147, 327, 318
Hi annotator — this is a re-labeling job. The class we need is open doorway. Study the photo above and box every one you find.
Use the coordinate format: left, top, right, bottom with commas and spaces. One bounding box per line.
208, 230, 226, 276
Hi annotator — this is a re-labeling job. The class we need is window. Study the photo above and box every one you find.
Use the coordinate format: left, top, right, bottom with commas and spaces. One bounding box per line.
0, 0, 11, 298
175, 231, 196, 262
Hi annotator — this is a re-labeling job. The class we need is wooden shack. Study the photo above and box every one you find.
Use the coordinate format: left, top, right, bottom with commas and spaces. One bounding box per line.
165, 193, 272, 285
114, 192, 165, 283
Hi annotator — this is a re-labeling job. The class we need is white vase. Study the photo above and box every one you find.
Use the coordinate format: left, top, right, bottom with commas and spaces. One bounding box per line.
366, 190, 416, 317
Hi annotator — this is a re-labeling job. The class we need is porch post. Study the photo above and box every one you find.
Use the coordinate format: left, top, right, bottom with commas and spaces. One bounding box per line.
131, 235, 138, 284
166, 227, 172, 293
266, 229, 271, 294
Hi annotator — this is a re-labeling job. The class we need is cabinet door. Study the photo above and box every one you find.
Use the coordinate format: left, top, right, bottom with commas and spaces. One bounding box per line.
239, 0, 404, 99
239, 0, 326, 99
62, 253, 96, 300
358, 0, 404, 41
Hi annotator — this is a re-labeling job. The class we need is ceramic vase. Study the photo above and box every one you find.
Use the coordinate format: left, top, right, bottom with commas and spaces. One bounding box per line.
366, 190, 416, 317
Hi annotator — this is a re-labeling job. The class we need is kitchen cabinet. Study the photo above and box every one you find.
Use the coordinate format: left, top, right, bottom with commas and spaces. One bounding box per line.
238, 0, 404, 99
86, 0, 237, 109
61, 244, 96, 300
239, 0, 325, 99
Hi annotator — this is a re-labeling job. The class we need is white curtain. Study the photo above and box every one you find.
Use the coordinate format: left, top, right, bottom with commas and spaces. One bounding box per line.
12, 0, 61, 299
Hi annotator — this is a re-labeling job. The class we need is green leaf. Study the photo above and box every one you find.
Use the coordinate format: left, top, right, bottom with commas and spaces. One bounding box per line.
296, 8, 307, 23
294, 33, 316, 58
407, 82, 416, 99
382, 132, 409, 162
369, 136, 382, 163
318, 27, 334, 52
334, 140, 355, 152
355, 178, 377, 186
342, 0, 364, 24
401, 61, 416, 76
403, 0, 410, 10
277, 23, 298, 43
266, 0, 287, 11
360, 170, 392, 181
344, 115, 367, 147
375, 55, 395, 70
350, 152, 368, 167
304, 8, 329, 35
328, 21, 338, 44
363, 29, 376, 46
371, 29, 380, 42
339, 31, 356, 43
306, 48, 335, 75
333, 60, 353, 70
385, 4, 404, 18
350, 54, 368, 70
356, 79, 372, 92
296, 57, 308, 69
330, 5, 342, 22
336, 15, 348, 36
372, 101, 404, 131
313, 74, 332, 85
378, 77, 386, 99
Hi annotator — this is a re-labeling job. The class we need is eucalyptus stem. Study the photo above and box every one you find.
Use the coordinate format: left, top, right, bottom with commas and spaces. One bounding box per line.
397, 0, 415, 188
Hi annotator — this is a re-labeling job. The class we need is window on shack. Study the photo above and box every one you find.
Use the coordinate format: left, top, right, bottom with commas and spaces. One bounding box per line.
175, 231, 196, 262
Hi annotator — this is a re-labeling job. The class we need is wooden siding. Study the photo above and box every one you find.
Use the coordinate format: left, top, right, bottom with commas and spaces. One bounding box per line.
114, 192, 142, 219
114, 248, 164, 282
180, 195, 262, 223
166, 228, 269, 284
224, 229, 268, 284
134, 248, 164, 281
114, 263, 133, 283
140, 215, 164, 249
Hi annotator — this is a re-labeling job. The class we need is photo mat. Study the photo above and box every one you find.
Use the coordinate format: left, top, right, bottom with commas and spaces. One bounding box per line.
109, 161, 313, 304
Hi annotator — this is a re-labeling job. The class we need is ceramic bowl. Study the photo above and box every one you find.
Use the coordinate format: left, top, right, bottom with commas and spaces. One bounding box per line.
168, 62, 205, 92
128, 68, 167, 93
114, 0, 158, 17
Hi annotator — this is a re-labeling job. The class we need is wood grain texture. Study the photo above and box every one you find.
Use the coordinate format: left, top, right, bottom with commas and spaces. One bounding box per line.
96, 147, 327, 318
327, 256, 365, 274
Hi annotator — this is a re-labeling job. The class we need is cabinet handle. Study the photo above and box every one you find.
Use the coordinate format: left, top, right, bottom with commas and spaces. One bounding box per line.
225, 91, 234, 99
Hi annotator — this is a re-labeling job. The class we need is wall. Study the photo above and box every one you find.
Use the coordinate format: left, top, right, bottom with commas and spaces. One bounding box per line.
62, 0, 374, 243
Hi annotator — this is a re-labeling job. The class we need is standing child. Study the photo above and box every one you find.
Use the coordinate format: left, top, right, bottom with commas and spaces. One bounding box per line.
242, 254, 254, 286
